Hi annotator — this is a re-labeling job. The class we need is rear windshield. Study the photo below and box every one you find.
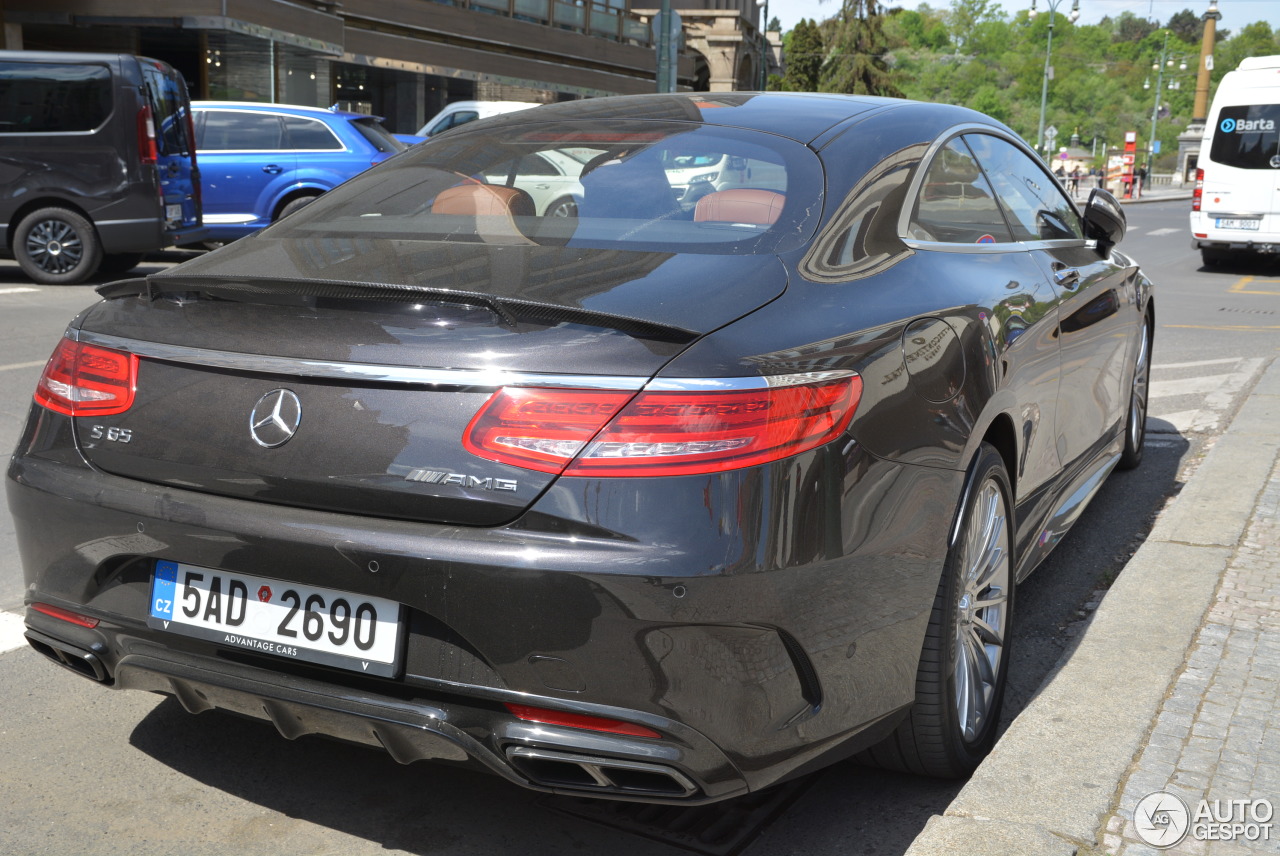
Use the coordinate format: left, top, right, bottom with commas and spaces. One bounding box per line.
352, 117, 405, 153
0, 61, 112, 133
1210, 104, 1280, 170
267, 119, 822, 254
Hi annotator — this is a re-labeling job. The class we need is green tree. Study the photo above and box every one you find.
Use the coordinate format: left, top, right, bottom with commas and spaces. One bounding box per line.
947, 0, 1001, 51
820, 0, 903, 96
1166, 9, 1201, 44
783, 18, 825, 92
1113, 11, 1158, 43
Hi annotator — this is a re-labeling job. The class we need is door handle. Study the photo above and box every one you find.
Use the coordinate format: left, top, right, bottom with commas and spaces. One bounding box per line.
1052, 264, 1081, 288
262, 165, 283, 175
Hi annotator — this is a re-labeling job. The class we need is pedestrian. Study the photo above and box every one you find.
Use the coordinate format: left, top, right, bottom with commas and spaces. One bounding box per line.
1135, 163, 1148, 199
1070, 166, 1081, 197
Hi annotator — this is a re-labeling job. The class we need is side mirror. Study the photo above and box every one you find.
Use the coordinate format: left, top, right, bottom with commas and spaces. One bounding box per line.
1082, 187, 1126, 250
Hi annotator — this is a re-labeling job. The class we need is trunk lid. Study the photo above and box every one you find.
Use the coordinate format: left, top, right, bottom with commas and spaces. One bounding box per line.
72, 241, 787, 526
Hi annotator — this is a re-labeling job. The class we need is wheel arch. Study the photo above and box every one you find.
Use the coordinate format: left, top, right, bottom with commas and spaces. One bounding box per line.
270, 187, 326, 221
948, 410, 1019, 553
4, 197, 98, 253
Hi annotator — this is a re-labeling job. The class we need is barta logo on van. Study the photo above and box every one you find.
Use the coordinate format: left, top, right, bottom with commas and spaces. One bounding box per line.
1221, 117, 1276, 134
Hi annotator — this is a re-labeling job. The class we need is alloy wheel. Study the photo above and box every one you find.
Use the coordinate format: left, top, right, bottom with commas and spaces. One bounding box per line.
953, 479, 1010, 744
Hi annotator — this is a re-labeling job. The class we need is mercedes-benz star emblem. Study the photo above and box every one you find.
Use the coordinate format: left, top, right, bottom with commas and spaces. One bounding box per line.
249, 389, 302, 448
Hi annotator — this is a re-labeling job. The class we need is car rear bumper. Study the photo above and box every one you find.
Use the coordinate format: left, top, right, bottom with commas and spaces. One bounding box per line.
96, 217, 208, 253
8, 411, 955, 802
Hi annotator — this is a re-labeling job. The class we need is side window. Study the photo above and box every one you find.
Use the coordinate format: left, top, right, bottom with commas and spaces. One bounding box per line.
198, 111, 284, 151
282, 116, 342, 150
432, 110, 478, 135
964, 134, 1083, 242
908, 138, 1011, 244
0, 61, 112, 133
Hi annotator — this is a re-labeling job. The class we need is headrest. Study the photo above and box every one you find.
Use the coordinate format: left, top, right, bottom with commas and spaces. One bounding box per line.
432, 184, 535, 217
694, 189, 785, 226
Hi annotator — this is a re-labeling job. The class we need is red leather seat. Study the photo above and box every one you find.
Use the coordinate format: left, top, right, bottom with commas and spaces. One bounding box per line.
694, 189, 785, 226
432, 184, 535, 217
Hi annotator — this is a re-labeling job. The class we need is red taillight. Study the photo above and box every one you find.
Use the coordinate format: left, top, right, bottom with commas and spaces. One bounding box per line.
1192, 168, 1203, 212
34, 338, 138, 417
463, 387, 632, 474
31, 602, 100, 628
137, 104, 158, 165
505, 703, 661, 739
464, 375, 861, 478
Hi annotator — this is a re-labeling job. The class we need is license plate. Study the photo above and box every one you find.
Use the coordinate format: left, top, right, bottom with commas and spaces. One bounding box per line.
148, 561, 402, 677
1215, 218, 1260, 231
166, 204, 182, 221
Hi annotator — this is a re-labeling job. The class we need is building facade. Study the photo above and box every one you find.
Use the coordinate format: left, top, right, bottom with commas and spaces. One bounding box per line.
1, 0, 771, 134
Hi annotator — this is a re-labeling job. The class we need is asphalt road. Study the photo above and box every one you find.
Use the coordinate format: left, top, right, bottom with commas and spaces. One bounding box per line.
0, 207, 1277, 856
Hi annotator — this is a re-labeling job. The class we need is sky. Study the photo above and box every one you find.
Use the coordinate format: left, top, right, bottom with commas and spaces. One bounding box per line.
768, 0, 1280, 35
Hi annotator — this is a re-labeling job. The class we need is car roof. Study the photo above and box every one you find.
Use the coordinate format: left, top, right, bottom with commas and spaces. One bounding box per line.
192, 101, 375, 121
498, 92, 1006, 148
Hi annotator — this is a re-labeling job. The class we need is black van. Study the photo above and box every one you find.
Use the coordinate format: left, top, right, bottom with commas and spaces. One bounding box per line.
0, 51, 202, 284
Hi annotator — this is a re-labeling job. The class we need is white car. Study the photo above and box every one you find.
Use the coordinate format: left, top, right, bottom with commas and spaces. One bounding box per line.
417, 101, 539, 137
484, 149, 592, 217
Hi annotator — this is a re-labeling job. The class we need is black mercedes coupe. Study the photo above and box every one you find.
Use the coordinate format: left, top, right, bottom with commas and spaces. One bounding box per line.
7, 92, 1151, 804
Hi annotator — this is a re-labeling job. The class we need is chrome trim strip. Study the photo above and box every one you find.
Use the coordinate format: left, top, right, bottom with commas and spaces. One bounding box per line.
643, 370, 857, 391
72, 332, 858, 393
72, 331, 647, 391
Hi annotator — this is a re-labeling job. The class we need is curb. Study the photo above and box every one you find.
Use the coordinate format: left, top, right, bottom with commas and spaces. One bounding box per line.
903, 358, 1280, 856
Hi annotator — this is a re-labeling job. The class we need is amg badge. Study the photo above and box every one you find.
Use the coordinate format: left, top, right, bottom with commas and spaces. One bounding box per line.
405, 468, 518, 492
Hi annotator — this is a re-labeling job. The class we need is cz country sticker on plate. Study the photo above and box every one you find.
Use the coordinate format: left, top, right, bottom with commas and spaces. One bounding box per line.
148, 560, 402, 676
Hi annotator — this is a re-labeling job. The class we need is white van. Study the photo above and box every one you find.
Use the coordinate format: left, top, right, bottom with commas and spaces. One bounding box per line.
416, 101, 539, 137
1189, 55, 1280, 265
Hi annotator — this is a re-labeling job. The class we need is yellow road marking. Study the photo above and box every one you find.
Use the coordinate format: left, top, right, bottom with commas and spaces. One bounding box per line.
1229, 276, 1280, 296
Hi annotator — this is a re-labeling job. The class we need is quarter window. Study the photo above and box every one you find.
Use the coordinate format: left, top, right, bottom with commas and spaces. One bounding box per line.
909, 138, 1011, 244
282, 116, 342, 150
964, 134, 1083, 242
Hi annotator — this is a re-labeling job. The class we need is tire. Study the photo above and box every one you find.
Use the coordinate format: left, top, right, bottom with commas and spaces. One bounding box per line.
864, 443, 1014, 778
276, 194, 319, 221
97, 252, 144, 277
546, 196, 578, 218
1118, 316, 1152, 471
1200, 247, 1229, 267
14, 207, 102, 285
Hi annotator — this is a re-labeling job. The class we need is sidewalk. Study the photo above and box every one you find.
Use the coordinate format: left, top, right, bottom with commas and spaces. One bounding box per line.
906, 359, 1280, 855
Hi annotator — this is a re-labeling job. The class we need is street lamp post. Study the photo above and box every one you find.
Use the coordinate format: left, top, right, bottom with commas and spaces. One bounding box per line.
1030, 0, 1080, 157
1143, 31, 1189, 172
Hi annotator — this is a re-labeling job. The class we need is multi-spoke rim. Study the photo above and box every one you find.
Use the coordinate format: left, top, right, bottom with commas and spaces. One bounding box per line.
548, 198, 578, 218
25, 218, 85, 275
953, 479, 1010, 744
1129, 320, 1151, 451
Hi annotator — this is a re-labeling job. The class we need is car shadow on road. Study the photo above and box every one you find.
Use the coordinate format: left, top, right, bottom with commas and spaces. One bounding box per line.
999, 435, 1193, 727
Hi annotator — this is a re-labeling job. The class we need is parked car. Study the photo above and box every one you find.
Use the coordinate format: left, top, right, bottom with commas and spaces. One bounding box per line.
1189, 55, 1280, 266
189, 101, 405, 244
416, 100, 539, 137
484, 148, 588, 216
0, 50, 202, 284
9, 92, 1152, 805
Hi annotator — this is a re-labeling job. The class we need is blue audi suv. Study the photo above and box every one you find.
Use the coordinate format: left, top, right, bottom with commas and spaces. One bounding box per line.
189, 101, 405, 244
